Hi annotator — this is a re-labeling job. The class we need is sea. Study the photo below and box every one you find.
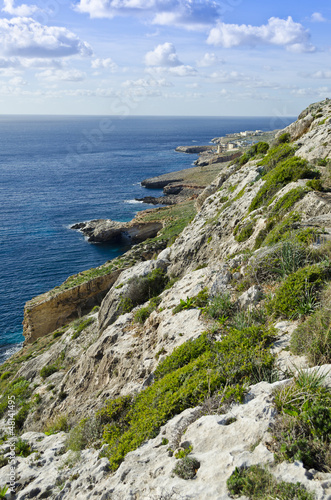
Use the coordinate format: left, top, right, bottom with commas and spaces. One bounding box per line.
0, 114, 295, 364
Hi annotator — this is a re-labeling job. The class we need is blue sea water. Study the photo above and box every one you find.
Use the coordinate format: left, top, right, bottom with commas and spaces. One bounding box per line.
0, 114, 295, 364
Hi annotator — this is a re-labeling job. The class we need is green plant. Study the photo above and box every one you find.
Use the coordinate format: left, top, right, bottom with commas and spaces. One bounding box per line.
172, 456, 200, 479
234, 221, 254, 242
269, 187, 307, 218
118, 269, 169, 317
66, 416, 103, 452
276, 132, 291, 144
72, 317, 95, 340
98, 326, 275, 471
175, 445, 193, 459
306, 178, 323, 191
266, 263, 327, 319
203, 292, 234, 320
0, 486, 8, 499
133, 296, 162, 324
227, 465, 313, 499
15, 438, 32, 457
273, 377, 331, 471
249, 157, 319, 212
44, 415, 70, 435
173, 288, 209, 314
0, 377, 32, 431
40, 365, 58, 379
291, 306, 331, 365
237, 142, 269, 166
258, 143, 295, 172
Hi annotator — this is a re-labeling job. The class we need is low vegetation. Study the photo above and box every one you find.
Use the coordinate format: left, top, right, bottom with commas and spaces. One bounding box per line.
273, 369, 331, 472
227, 464, 313, 499
66, 326, 275, 471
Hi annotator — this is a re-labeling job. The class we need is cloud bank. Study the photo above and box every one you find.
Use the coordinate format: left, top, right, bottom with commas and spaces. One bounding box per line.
76, 0, 220, 29
0, 17, 93, 58
207, 16, 315, 53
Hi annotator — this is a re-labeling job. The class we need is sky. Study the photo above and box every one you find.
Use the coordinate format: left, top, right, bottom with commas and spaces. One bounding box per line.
0, 0, 330, 116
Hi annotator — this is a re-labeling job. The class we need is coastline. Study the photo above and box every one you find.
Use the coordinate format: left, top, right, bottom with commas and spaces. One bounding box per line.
4, 126, 277, 359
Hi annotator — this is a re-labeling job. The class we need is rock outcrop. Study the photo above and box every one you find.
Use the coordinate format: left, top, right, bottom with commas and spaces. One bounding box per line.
71, 219, 163, 244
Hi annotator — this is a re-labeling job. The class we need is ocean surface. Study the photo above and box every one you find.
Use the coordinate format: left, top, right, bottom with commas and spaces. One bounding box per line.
0, 114, 295, 364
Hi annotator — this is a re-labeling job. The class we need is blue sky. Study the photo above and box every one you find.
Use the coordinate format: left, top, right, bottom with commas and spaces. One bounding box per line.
0, 0, 330, 115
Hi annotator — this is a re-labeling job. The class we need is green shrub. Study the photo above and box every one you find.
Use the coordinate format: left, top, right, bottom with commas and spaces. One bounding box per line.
276, 132, 291, 144
15, 438, 32, 457
266, 263, 327, 319
257, 143, 295, 172
234, 221, 254, 242
262, 212, 301, 247
238, 142, 270, 166
0, 377, 32, 430
72, 317, 95, 340
291, 307, 331, 365
250, 241, 313, 283
66, 416, 103, 452
118, 269, 169, 316
99, 327, 275, 471
173, 456, 200, 479
273, 378, 331, 471
249, 157, 319, 212
44, 415, 70, 435
173, 288, 209, 314
269, 187, 307, 217
203, 292, 234, 320
306, 178, 323, 191
133, 296, 162, 324
227, 465, 313, 499
40, 365, 58, 379
154, 333, 212, 381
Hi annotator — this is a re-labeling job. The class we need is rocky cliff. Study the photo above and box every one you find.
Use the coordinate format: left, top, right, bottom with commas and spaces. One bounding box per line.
1, 99, 331, 500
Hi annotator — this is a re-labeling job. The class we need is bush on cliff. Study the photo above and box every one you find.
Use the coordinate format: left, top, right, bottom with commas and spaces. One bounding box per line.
266, 264, 327, 319
249, 157, 320, 213
117, 268, 169, 315
95, 327, 275, 471
227, 464, 313, 499
290, 301, 331, 365
237, 141, 270, 166
273, 371, 331, 471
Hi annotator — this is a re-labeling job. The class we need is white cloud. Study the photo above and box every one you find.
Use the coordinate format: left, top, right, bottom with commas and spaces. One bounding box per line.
37, 69, 86, 82
208, 70, 248, 83
207, 17, 315, 53
310, 12, 327, 23
144, 42, 197, 77
0, 17, 93, 58
197, 52, 223, 67
145, 43, 182, 67
122, 78, 172, 88
91, 58, 118, 71
9, 76, 27, 86
76, 0, 220, 30
2, 0, 38, 16
291, 86, 330, 97
302, 70, 331, 79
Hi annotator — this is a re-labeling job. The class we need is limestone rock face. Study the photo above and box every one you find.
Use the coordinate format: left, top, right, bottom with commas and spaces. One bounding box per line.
6, 373, 331, 499
72, 218, 163, 244
23, 269, 121, 343
98, 258, 169, 333
275, 98, 331, 162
